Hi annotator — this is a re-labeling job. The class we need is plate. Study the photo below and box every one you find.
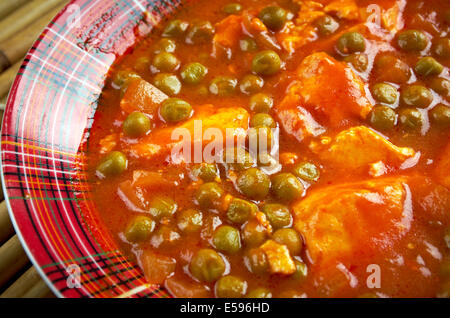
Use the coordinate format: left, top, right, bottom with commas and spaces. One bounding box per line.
0, 0, 183, 298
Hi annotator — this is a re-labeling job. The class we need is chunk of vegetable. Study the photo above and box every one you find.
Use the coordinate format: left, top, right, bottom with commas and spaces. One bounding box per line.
120, 78, 168, 115
164, 275, 211, 298
213, 15, 243, 48
139, 251, 176, 284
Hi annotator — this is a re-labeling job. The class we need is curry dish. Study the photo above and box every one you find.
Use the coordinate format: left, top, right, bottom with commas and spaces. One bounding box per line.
88, 0, 450, 298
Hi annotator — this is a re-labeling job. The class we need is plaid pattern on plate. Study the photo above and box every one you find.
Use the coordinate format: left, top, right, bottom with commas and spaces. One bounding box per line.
1, 0, 185, 298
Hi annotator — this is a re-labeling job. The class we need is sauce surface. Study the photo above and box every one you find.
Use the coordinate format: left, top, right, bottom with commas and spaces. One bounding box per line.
87, 0, 450, 298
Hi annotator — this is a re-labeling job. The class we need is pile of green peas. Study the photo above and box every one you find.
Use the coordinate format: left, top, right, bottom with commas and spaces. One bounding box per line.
328, 26, 449, 132
103, 151, 320, 297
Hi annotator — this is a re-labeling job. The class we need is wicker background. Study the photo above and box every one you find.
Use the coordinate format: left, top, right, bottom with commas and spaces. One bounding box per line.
0, 0, 75, 298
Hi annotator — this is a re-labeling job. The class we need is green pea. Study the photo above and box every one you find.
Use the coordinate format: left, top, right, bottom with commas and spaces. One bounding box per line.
242, 220, 268, 247
96, 151, 127, 178
249, 93, 273, 113
271, 173, 304, 202
368, 105, 397, 131
153, 52, 180, 72
186, 21, 215, 44
191, 163, 218, 182
209, 76, 238, 96
252, 50, 282, 76
429, 77, 450, 98
257, 153, 279, 168
258, 6, 287, 31
153, 73, 181, 95
397, 30, 428, 51
373, 54, 411, 84
398, 108, 424, 131
223, 148, 255, 171
429, 104, 450, 128
124, 216, 155, 242
189, 249, 226, 282
177, 209, 203, 233
240, 74, 264, 94
150, 225, 181, 249
227, 198, 258, 224
401, 85, 433, 108
291, 260, 308, 281
213, 225, 242, 254
215, 276, 247, 298
415, 57, 444, 76
134, 57, 150, 72
371, 83, 399, 104
343, 53, 368, 72
112, 70, 139, 90
223, 3, 242, 14
195, 182, 224, 208
240, 37, 258, 52
245, 248, 268, 274
162, 19, 189, 38
262, 203, 291, 229
148, 196, 177, 220
272, 228, 303, 255
337, 32, 366, 54
160, 98, 192, 122
154, 38, 176, 53
123, 112, 151, 138
237, 168, 270, 200
293, 162, 320, 182
180, 62, 208, 84
433, 38, 450, 58
248, 127, 273, 152
246, 288, 272, 298
315, 15, 339, 36
250, 113, 276, 128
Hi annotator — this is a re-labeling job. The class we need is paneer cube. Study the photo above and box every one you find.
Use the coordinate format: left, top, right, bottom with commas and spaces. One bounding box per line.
260, 240, 296, 275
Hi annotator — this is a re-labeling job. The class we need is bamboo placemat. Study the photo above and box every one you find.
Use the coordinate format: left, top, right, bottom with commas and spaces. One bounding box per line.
0, 0, 71, 298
